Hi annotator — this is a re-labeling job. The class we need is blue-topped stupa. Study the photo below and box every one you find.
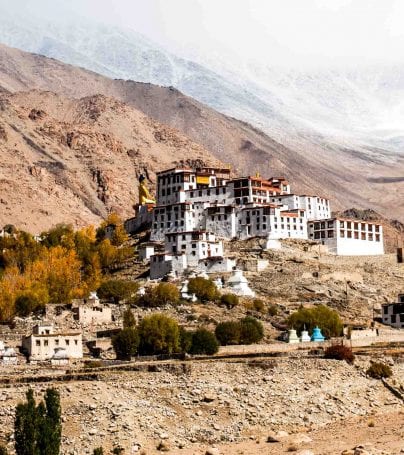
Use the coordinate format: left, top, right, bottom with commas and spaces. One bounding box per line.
311, 326, 325, 342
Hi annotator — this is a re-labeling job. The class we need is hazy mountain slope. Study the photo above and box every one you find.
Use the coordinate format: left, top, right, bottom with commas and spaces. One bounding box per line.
0, 89, 221, 232
2, 5, 404, 156
1, 44, 404, 221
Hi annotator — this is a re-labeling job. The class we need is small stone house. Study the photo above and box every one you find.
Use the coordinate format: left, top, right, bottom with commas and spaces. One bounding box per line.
72, 292, 112, 325
22, 322, 82, 362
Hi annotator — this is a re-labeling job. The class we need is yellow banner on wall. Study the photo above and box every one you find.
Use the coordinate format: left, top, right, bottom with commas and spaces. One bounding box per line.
196, 175, 210, 185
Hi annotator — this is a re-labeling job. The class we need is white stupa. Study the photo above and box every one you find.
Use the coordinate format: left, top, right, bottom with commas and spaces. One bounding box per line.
287, 329, 300, 344
300, 325, 311, 342
226, 269, 255, 297
180, 280, 197, 302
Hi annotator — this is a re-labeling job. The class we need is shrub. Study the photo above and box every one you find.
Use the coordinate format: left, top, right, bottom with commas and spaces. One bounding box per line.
252, 299, 265, 313
93, 449, 104, 455
112, 328, 139, 360
189, 328, 219, 355
0, 446, 8, 455
215, 321, 241, 345
366, 362, 393, 379
220, 293, 239, 309
287, 304, 343, 338
138, 314, 180, 355
98, 280, 139, 304
179, 327, 193, 354
239, 316, 264, 344
324, 343, 355, 364
268, 304, 278, 316
188, 277, 219, 302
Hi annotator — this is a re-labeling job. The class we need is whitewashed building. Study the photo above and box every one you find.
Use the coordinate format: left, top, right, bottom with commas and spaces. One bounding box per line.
307, 218, 384, 255
22, 323, 83, 362
382, 294, 404, 329
135, 166, 384, 279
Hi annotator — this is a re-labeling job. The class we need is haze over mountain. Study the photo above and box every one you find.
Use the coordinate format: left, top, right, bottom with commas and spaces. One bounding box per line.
1, 0, 404, 154
1, 43, 404, 228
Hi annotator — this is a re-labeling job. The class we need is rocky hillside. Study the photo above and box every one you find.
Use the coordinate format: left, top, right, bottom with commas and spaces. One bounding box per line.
1, 43, 404, 221
0, 90, 221, 232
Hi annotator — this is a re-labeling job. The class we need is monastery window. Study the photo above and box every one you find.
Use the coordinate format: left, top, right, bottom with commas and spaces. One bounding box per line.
191, 251, 196, 256
218, 215, 222, 221
36, 340, 40, 346
263, 216, 267, 222
191, 176, 195, 182
167, 189, 171, 196
199, 191, 202, 196
207, 189, 211, 196
320, 222, 325, 229
257, 224, 260, 230
75, 340, 78, 345
44, 339, 48, 346
281, 224, 285, 229
321, 231, 325, 238
391, 315, 396, 323
347, 231, 352, 238
55, 339, 59, 346
300, 226, 303, 231
160, 223, 164, 228
190, 192, 194, 197
192, 243, 196, 249
361, 232, 366, 240
354, 223, 359, 230
376, 234, 380, 242
314, 232, 320, 239
263, 224, 267, 230
368, 233, 373, 241
375, 225, 380, 232
216, 189, 220, 195
340, 221, 345, 228
354, 232, 359, 239
347, 222, 352, 229
281, 217, 284, 222
65, 340, 70, 346
275, 224, 278, 229
328, 221, 333, 228
181, 244, 186, 250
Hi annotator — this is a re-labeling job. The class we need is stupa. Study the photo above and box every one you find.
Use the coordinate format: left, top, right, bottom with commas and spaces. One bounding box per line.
300, 325, 311, 342
226, 269, 255, 297
180, 280, 197, 302
311, 326, 325, 342
287, 329, 300, 344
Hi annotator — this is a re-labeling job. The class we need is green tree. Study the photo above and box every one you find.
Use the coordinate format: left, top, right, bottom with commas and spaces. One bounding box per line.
93, 448, 104, 455
37, 388, 62, 455
179, 327, 193, 354
112, 328, 140, 360
15, 389, 39, 455
98, 280, 139, 304
122, 307, 136, 329
138, 314, 180, 355
15, 292, 45, 317
215, 321, 241, 345
189, 328, 219, 355
187, 277, 219, 302
239, 317, 264, 344
287, 304, 343, 338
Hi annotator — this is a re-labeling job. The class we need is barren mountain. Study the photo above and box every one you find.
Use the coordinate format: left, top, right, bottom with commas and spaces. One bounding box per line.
1, 43, 404, 222
0, 89, 220, 232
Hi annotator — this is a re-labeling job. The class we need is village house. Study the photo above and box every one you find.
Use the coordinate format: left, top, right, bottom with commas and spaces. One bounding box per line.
71, 292, 112, 325
382, 294, 404, 329
22, 322, 83, 362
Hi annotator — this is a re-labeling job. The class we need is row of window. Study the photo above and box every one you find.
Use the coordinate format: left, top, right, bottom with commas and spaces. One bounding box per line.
35, 338, 79, 347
